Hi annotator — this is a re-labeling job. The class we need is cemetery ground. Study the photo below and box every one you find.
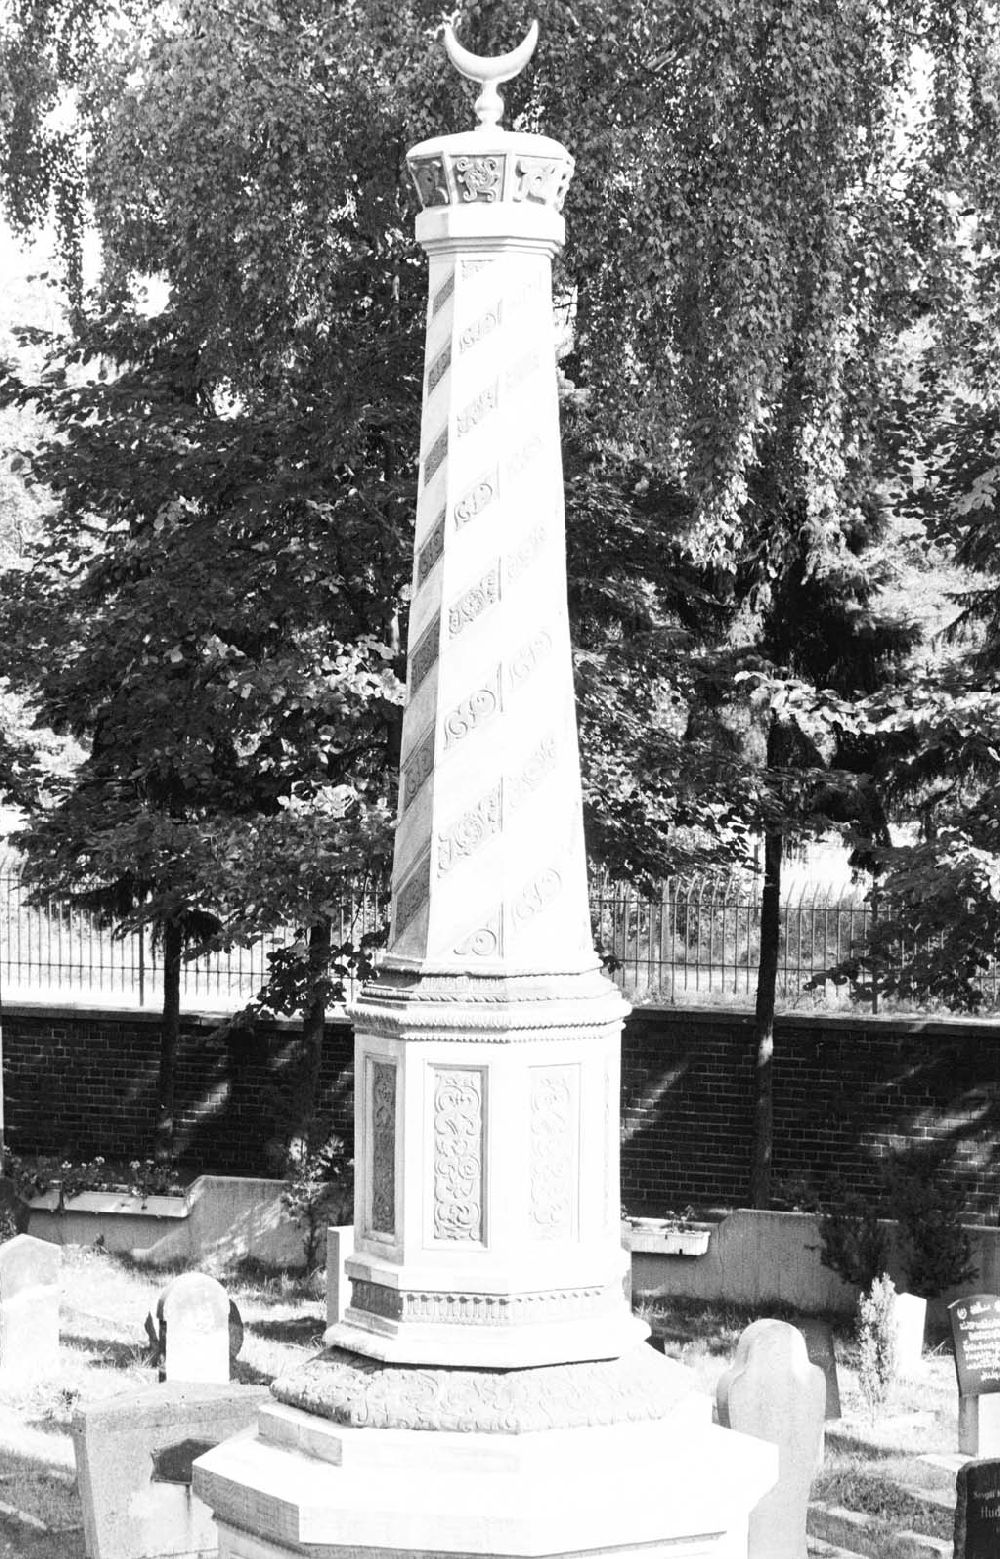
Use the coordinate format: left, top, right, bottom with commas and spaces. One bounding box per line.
0, 1257, 975, 1559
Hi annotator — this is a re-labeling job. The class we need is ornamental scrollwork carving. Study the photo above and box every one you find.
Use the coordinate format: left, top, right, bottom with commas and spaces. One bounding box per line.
393, 853, 431, 936
409, 617, 440, 693
505, 525, 546, 586
409, 155, 450, 208
437, 785, 501, 876
529, 1065, 577, 1240
506, 433, 544, 481
369, 1061, 397, 1236
432, 270, 455, 316
453, 912, 503, 958
506, 736, 557, 810
427, 345, 451, 396
432, 1069, 485, 1242
448, 562, 500, 637
423, 427, 448, 484
457, 382, 499, 436
401, 729, 435, 811
454, 470, 498, 528
513, 154, 573, 211
459, 303, 502, 351
508, 628, 553, 689
454, 153, 504, 203
417, 513, 446, 585
443, 668, 502, 749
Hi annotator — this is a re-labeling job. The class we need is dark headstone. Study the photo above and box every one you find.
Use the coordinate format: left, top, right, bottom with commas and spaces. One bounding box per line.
949, 1295, 1000, 1397
956, 1457, 1000, 1559
799, 1317, 841, 1420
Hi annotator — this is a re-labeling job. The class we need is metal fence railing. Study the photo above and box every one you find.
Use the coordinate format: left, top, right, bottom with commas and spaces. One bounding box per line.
0, 861, 991, 1014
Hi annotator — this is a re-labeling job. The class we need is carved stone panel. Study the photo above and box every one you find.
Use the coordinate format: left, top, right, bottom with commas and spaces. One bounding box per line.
443, 667, 503, 749
505, 525, 546, 586
423, 427, 448, 484
432, 1068, 485, 1243
509, 629, 553, 690
401, 728, 435, 812
459, 303, 502, 352
394, 853, 431, 937
410, 617, 440, 694
453, 912, 503, 959
448, 562, 500, 638
454, 154, 504, 203
437, 785, 502, 876
369, 1060, 397, 1238
453, 470, 498, 529
432, 270, 455, 316
417, 512, 446, 585
427, 345, 451, 396
529, 1065, 579, 1241
409, 155, 450, 208
506, 736, 557, 810
457, 382, 499, 437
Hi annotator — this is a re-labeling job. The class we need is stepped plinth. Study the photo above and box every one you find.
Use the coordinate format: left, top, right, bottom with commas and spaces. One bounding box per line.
194, 23, 776, 1558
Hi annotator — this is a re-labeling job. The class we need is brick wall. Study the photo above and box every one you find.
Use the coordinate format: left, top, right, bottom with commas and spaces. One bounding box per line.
5, 1001, 1000, 1221
622, 1007, 1000, 1223
2, 1003, 354, 1175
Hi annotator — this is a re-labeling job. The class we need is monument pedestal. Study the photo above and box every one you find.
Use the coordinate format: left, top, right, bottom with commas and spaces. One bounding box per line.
195, 1349, 775, 1559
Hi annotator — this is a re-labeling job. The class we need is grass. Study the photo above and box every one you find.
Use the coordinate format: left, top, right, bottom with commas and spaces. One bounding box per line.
0, 1243, 326, 1557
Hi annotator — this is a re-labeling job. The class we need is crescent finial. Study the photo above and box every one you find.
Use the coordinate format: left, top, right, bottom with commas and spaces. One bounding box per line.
442, 19, 539, 131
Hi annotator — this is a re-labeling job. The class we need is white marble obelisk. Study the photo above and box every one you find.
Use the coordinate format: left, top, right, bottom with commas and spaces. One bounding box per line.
193, 27, 776, 1558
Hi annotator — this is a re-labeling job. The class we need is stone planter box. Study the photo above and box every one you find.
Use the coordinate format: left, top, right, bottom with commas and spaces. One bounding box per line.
26, 1174, 307, 1269
623, 1217, 714, 1257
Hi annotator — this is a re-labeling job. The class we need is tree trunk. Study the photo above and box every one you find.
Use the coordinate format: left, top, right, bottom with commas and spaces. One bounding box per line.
155, 919, 183, 1162
293, 917, 332, 1142
750, 828, 782, 1208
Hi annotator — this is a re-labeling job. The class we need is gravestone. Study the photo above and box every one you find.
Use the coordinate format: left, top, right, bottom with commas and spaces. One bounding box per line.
717, 1319, 825, 1559
0, 1177, 30, 1238
949, 1294, 1000, 1455
955, 1457, 1000, 1559
73, 1380, 269, 1559
0, 1233, 60, 1385
799, 1317, 841, 1421
325, 1224, 354, 1329
156, 1272, 231, 1385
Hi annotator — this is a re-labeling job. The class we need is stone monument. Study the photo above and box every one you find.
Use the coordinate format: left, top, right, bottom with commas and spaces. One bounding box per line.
194, 24, 776, 1557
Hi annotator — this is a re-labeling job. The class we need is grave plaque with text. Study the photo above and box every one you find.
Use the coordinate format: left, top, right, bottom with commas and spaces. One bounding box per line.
955, 1457, 1000, 1559
949, 1295, 1000, 1396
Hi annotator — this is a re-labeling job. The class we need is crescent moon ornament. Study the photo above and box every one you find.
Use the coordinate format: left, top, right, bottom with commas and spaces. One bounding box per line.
442, 19, 539, 130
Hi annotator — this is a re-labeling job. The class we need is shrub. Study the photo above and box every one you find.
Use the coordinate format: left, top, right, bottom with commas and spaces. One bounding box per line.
817, 1184, 889, 1291
857, 1273, 899, 1418
884, 1147, 977, 1298
281, 1122, 353, 1271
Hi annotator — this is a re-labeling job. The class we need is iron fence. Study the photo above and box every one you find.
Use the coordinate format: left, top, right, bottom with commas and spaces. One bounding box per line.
0, 860, 992, 1014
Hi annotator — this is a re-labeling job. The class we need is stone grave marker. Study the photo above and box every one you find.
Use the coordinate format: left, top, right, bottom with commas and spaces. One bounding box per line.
799, 1317, 841, 1421
949, 1293, 1000, 1455
0, 1233, 60, 1385
955, 1457, 1000, 1559
156, 1272, 231, 1384
0, 1177, 30, 1238
73, 1380, 269, 1559
717, 1318, 825, 1559
325, 1223, 354, 1329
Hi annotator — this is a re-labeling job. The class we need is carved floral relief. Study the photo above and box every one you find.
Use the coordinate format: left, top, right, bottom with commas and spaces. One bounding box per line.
437, 785, 502, 875
370, 1061, 397, 1236
448, 563, 500, 637
454, 154, 504, 203
529, 1065, 577, 1240
432, 1068, 485, 1242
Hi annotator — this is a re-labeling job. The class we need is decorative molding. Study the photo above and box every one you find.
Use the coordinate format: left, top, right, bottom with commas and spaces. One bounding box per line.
437, 785, 502, 876
529, 1065, 577, 1240
505, 524, 546, 585
505, 350, 540, 392
512, 866, 562, 930
417, 512, 446, 585
453, 912, 503, 959
426, 345, 451, 396
369, 1061, 397, 1237
409, 155, 450, 208
509, 628, 553, 689
448, 562, 500, 637
272, 1343, 687, 1435
506, 736, 557, 810
352, 1278, 401, 1319
603, 1053, 614, 1230
423, 427, 448, 484
409, 617, 439, 694
454, 153, 503, 202
394, 853, 431, 937
457, 382, 499, 436
462, 257, 493, 277
443, 667, 502, 749
432, 1068, 485, 1242
401, 729, 435, 811
432, 270, 455, 316
453, 469, 498, 528
506, 432, 544, 480
459, 303, 502, 352
349, 1279, 617, 1327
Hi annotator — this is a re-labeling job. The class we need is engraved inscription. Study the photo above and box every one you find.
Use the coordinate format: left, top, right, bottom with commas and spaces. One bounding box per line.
505, 525, 546, 585
423, 428, 448, 484
417, 513, 446, 584
433, 1069, 484, 1242
529, 1066, 577, 1239
460, 303, 501, 352
448, 563, 500, 638
370, 1061, 397, 1236
402, 729, 435, 811
512, 866, 562, 929
506, 736, 558, 810
506, 433, 544, 481
427, 345, 451, 396
505, 351, 540, 392
409, 617, 439, 693
438, 785, 502, 875
454, 913, 503, 958
444, 668, 502, 749
454, 154, 503, 202
454, 471, 498, 528
457, 383, 498, 437
409, 155, 450, 208
509, 629, 553, 688
394, 853, 431, 936
432, 270, 455, 316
